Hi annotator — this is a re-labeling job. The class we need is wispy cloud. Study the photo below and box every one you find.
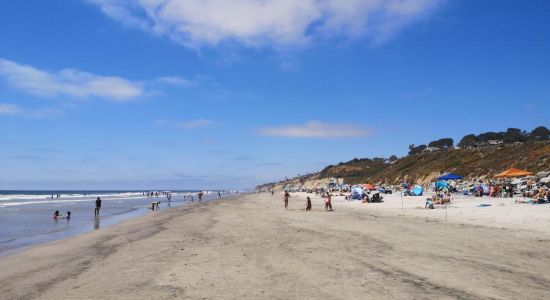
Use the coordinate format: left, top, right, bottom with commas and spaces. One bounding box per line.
155, 76, 193, 87
0, 103, 19, 115
259, 121, 370, 138
0, 59, 192, 101
199, 139, 219, 144
11, 154, 45, 161
0, 59, 143, 101
177, 118, 215, 129
154, 118, 217, 129
231, 155, 256, 161
88, 0, 444, 49
0, 103, 62, 118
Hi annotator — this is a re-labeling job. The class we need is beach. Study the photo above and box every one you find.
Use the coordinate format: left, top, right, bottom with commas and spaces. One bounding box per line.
1, 192, 550, 299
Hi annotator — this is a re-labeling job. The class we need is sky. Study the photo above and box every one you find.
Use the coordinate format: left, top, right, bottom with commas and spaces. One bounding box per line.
1, 0, 549, 190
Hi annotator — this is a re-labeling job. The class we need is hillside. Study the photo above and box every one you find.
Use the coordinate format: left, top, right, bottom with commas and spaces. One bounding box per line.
258, 141, 550, 191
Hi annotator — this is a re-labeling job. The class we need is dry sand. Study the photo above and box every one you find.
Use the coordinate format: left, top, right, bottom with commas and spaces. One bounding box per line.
1, 193, 550, 299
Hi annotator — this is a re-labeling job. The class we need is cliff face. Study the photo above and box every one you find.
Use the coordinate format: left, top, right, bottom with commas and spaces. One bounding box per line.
257, 141, 550, 191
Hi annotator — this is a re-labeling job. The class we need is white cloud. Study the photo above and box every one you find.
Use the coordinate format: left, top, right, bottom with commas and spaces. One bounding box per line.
0, 59, 192, 101
177, 118, 215, 129
0, 103, 62, 118
0, 59, 143, 101
88, 0, 444, 49
259, 121, 370, 138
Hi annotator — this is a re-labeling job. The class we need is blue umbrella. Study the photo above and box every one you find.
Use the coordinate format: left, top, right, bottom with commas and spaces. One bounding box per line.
437, 173, 463, 181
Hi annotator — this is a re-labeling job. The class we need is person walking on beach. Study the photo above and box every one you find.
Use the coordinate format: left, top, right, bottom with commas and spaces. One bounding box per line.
305, 197, 312, 211
284, 191, 291, 209
198, 191, 204, 202
94, 197, 102, 217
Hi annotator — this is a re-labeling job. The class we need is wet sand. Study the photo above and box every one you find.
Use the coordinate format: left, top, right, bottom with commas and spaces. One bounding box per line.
1, 193, 549, 299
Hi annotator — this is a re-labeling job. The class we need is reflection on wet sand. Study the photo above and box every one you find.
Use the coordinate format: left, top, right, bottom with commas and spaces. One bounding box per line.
94, 217, 100, 230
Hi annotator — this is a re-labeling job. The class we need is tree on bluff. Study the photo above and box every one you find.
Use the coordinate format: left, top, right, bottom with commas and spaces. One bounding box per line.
530, 126, 550, 140
503, 128, 528, 143
428, 138, 454, 149
458, 134, 477, 148
408, 144, 427, 155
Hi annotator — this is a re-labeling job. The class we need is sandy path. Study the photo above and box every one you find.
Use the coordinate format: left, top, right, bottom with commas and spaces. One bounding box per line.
1, 193, 550, 299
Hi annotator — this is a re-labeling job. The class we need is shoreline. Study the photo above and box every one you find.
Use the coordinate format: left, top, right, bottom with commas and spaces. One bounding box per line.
1, 193, 550, 299
0, 192, 239, 257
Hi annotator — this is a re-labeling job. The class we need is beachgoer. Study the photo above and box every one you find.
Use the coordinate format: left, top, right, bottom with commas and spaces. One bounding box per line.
198, 191, 204, 202
66, 211, 71, 219
325, 194, 332, 211
425, 198, 434, 209
53, 210, 60, 219
95, 197, 102, 217
218, 191, 221, 199
305, 197, 312, 211
284, 191, 290, 208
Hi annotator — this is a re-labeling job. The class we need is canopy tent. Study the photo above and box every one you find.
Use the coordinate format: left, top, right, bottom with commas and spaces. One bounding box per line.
363, 183, 377, 191
437, 173, 464, 181
434, 181, 448, 189
494, 168, 533, 178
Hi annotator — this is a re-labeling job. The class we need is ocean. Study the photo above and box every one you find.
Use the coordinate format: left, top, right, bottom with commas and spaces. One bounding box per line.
0, 190, 234, 255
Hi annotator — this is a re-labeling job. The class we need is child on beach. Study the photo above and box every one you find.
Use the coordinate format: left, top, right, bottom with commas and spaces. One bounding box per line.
53, 210, 60, 219
305, 197, 312, 211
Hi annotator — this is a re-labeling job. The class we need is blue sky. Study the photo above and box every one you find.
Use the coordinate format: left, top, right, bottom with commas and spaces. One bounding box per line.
1, 0, 549, 190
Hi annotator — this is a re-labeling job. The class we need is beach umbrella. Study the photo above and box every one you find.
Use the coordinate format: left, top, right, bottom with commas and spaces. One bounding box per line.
363, 183, 376, 190
494, 168, 533, 178
437, 173, 463, 181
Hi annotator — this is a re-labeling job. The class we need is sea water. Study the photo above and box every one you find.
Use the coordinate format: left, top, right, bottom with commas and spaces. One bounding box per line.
0, 190, 234, 255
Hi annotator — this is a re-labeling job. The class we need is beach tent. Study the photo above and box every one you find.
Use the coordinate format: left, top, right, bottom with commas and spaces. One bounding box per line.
437, 173, 463, 181
351, 187, 363, 200
412, 185, 423, 196
494, 168, 533, 178
363, 183, 377, 191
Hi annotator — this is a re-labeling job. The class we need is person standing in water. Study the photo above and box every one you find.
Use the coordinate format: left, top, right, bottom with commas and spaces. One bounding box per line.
284, 191, 291, 209
94, 197, 102, 217
198, 191, 204, 202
